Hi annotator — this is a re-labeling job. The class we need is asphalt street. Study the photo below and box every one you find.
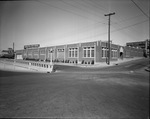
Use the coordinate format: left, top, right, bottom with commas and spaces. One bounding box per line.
0, 58, 149, 118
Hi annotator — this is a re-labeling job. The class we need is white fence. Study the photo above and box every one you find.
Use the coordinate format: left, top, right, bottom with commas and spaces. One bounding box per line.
0, 58, 54, 73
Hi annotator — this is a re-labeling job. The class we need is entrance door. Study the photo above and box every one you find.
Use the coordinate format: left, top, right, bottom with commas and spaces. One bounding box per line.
119, 47, 124, 59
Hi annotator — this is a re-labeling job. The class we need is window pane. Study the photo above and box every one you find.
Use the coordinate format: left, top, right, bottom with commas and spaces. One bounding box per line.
111, 50, 113, 57
107, 50, 109, 57
84, 50, 86, 57
88, 50, 90, 57
102, 49, 104, 57
75, 50, 77, 57
104, 50, 106, 57
72, 50, 74, 57
91, 50, 94, 57
69, 51, 71, 57
115, 51, 117, 57
41, 49, 45, 54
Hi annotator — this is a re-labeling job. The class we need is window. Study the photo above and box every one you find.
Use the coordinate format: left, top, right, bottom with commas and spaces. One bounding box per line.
91, 47, 94, 57
102, 47, 106, 57
72, 48, 74, 57
83, 47, 95, 58
40, 49, 45, 54
83, 48, 86, 57
102, 47, 108, 58
69, 49, 71, 57
68, 48, 78, 58
57, 48, 64, 59
86, 47, 90, 57
75, 48, 78, 57
111, 49, 118, 58
106, 49, 108, 57
33, 51, 38, 56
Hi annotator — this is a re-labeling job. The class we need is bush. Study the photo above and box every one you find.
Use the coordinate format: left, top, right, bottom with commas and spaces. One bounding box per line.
75, 60, 78, 64
65, 60, 69, 63
46, 59, 50, 62
91, 60, 94, 65
81, 60, 84, 64
65, 60, 66, 63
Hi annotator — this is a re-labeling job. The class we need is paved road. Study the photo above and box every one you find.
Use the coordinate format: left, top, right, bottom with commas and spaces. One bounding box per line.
0, 58, 149, 118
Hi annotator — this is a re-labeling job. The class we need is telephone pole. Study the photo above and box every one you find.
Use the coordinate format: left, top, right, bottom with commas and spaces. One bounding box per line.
104, 12, 115, 65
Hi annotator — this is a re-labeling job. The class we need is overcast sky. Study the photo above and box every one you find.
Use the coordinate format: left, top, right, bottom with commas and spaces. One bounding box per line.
0, 0, 149, 50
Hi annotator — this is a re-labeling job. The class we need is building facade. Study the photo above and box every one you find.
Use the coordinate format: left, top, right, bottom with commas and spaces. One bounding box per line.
126, 39, 150, 57
15, 40, 144, 64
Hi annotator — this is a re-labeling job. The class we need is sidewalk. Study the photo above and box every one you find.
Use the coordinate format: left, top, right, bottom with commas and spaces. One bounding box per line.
54, 57, 144, 68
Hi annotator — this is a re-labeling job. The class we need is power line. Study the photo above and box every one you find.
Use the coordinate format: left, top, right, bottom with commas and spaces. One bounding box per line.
130, 0, 149, 18
36, 0, 149, 42
88, 0, 107, 12
81, 19, 148, 39
51, 19, 149, 45
36, 0, 102, 23
60, 0, 107, 23
111, 19, 148, 33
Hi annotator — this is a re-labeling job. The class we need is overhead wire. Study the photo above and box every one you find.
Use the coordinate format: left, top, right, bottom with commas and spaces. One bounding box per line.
36, 0, 148, 41
89, 0, 149, 40
88, 0, 108, 12
36, 0, 103, 23
130, 0, 149, 18
36, 0, 108, 40
110, 19, 148, 35
77, 19, 149, 42
60, 0, 107, 22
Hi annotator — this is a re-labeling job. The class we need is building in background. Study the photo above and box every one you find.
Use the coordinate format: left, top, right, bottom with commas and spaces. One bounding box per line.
0, 48, 14, 58
126, 39, 150, 57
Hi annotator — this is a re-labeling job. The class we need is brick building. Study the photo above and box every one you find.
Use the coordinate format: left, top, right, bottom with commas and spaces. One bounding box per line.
126, 39, 150, 57
15, 40, 144, 64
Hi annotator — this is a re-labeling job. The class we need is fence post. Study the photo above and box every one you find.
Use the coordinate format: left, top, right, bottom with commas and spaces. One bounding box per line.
29, 62, 31, 70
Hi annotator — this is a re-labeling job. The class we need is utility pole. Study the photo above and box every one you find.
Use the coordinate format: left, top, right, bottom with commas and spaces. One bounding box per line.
104, 12, 115, 65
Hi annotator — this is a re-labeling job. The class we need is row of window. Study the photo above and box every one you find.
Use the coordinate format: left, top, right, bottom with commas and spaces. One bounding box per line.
102, 48, 118, 58
24, 47, 118, 58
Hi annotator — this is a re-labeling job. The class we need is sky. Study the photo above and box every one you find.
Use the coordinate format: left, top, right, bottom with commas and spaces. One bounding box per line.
0, 0, 149, 50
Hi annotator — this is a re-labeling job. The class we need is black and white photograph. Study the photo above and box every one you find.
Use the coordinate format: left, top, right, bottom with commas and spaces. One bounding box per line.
0, 0, 149, 118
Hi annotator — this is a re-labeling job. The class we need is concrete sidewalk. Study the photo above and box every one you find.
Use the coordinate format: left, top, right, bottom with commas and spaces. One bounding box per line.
54, 57, 144, 68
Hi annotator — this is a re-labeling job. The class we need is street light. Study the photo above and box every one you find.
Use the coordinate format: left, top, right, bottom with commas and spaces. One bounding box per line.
49, 48, 53, 65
